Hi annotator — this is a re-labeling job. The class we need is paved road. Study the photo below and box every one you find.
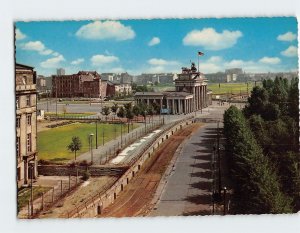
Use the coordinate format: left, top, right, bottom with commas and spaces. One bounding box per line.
150, 103, 229, 216
150, 123, 219, 216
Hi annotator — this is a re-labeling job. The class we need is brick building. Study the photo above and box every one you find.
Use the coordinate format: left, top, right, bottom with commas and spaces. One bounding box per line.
16, 63, 38, 187
52, 71, 102, 98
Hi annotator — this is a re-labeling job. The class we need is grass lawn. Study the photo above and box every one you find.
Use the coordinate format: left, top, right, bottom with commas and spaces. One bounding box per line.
37, 122, 139, 162
18, 186, 52, 211
208, 82, 260, 95
45, 112, 96, 118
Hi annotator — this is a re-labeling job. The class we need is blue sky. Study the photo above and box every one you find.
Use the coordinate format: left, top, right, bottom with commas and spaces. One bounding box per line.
15, 17, 298, 76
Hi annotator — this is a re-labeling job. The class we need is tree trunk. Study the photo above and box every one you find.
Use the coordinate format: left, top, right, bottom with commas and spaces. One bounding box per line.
75, 150, 77, 161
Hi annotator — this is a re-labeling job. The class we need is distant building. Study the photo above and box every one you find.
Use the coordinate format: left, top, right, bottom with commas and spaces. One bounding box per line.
52, 71, 102, 98
106, 81, 132, 97
16, 63, 38, 187
56, 68, 65, 76
36, 75, 47, 92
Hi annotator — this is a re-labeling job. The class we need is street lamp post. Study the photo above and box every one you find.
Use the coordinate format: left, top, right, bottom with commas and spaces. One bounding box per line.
89, 133, 94, 164
95, 120, 98, 149
223, 186, 227, 215
217, 121, 222, 195
144, 110, 147, 133
29, 162, 34, 217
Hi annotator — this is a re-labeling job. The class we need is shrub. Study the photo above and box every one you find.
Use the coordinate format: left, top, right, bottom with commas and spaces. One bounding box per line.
82, 171, 90, 181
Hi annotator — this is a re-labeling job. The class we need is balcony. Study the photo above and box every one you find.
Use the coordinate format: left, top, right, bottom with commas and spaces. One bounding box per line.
16, 84, 36, 91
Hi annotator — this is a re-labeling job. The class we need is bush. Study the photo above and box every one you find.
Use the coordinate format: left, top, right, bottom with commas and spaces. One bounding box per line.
82, 171, 90, 181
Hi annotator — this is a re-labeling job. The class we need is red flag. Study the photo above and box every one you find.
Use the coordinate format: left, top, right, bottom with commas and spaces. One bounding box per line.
198, 51, 204, 56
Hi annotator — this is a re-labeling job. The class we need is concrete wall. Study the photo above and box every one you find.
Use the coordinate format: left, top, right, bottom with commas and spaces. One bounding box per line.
65, 117, 194, 218
38, 165, 128, 177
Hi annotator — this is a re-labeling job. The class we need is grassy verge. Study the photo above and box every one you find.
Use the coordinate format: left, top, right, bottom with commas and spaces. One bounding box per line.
208, 82, 259, 95
37, 122, 139, 162
18, 186, 52, 212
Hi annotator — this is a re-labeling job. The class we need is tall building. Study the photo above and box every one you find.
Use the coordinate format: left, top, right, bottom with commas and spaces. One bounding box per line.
52, 71, 102, 98
16, 63, 38, 187
56, 68, 65, 76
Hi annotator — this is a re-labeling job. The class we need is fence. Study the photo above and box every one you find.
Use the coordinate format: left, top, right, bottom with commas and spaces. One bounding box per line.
62, 116, 194, 218
18, 175, 83, 219
92, 118, 164, 165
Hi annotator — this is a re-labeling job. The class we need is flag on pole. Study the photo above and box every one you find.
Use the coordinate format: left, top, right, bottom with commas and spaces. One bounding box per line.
198, 51, 204, 56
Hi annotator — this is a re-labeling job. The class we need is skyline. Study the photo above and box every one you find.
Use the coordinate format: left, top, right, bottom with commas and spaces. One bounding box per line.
15, 17, 298, 76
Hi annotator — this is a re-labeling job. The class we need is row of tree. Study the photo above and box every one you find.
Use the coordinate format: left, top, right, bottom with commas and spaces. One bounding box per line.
224, 77, 299, 214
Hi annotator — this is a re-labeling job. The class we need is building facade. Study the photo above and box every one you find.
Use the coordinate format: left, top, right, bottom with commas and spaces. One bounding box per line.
16, 63, 38, 187
134, 63, 211, 114
106, 81, 132, 97
52, 71, 102, 98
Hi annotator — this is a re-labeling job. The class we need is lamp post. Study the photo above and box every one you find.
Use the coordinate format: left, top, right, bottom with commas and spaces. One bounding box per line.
29, 162, 34, 217
144, 110, 147, 133
223, 186, 227, 215
95, 120, 98, 149
89, 133, 94, 164
217, 121, 222, 195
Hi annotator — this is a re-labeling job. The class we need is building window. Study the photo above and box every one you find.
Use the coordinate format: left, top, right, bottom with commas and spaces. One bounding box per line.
16, 97, 19, 109
16, 116, 20, 128
27, 114, 31, 125
16, 136, 20, 157
27, 133, 32, 152
26, 95, 30, 106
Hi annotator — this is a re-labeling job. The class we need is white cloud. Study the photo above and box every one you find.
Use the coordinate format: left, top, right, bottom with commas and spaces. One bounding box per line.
207, 56, 222, 63
22, 41, 45, 52
40, 49, 53, 55
183, 27, 242, 50
91, 54, 119, 66
71, 58, 84, 65
277, 32, 297, 42
259, 56, 281, 65
148, 58, 178, 66
281, 45, 298, 57
148, 37, 160, 46
21, 40, 60, 57
40, 55, 65, 68
76, 20, 135, 41
16, 28, 26, 40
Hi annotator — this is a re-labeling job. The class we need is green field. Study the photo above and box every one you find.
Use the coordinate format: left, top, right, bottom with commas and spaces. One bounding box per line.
207, 82, 259, 95
37, 122, 139, 162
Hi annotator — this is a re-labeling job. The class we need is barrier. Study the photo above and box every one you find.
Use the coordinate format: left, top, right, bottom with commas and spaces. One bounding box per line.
63, 116, 194, 218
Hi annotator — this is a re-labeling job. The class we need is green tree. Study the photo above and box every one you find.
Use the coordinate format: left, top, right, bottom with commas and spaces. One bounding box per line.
67, 136, 82, 161
224, 106, 293, 214
101, 106, 111, 121
124, 103, 134, 132
117, 106, 125, 118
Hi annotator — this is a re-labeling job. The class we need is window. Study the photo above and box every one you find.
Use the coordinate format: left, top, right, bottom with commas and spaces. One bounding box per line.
26, 95, 30, 106
27, 114, 31, 125
27, 133, 31, 152
16, 136, 20, 157
16, 97, 19, 109
16, 116, 20, 128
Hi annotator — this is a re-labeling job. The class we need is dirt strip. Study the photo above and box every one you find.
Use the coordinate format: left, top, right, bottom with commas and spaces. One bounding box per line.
99, 123, 203, 217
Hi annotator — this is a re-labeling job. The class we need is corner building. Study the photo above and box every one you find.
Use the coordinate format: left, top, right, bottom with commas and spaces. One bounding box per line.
16, 63, 38, 187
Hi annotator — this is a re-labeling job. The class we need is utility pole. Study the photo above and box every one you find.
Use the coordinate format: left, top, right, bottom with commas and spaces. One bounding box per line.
217, 121, 221, 195
95, 120, 98, 149
30, 163, 33, 217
